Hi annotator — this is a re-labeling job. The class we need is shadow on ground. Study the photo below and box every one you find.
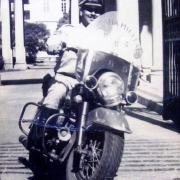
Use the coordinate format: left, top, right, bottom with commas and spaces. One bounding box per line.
125, 107, 180, 134
18, 155, 66, 180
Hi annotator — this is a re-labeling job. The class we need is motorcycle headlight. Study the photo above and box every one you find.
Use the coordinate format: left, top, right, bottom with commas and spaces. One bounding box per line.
97, 72, 124, 107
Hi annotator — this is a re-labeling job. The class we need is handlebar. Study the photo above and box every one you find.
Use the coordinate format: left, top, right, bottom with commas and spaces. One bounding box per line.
46, 42, 78, 56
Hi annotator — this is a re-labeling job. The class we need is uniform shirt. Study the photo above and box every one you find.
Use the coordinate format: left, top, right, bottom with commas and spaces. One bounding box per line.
49, 23, 86, 77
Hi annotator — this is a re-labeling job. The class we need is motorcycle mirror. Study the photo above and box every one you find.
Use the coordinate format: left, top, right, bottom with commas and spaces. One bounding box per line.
126, 91, 138, 104
85, 76, 98, 89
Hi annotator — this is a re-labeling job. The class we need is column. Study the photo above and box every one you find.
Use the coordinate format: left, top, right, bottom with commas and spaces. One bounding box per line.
1, 0, 13, 69
152, 0, 163, 71
117, 0, 141, 89
140, 22, 153, 69
14, 0, 27, 69
70, 0, 79, 26
117, 0, 139, 39
149, 0, 163, 85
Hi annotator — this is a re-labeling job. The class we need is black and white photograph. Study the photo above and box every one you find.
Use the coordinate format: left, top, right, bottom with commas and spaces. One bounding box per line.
0, 0, 180, 179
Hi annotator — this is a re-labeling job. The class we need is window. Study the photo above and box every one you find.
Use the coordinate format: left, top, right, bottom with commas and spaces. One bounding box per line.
62, 0, 67, 13
24, 11, 30, 20
23, 0, 29, 4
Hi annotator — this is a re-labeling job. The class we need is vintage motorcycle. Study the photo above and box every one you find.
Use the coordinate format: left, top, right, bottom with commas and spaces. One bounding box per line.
19, 12, 141, 180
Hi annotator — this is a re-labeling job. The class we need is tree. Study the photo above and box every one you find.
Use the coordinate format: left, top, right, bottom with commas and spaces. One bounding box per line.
56, 12, 70, 30
11, 19, 50, 64
24, 22, 50, 63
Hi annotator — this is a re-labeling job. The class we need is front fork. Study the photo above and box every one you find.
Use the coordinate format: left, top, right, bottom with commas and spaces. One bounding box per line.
77, 101, 89, 150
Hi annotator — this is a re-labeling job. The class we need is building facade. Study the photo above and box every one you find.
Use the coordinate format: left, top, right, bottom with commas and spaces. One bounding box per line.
0, 0, 70, 69
20, 0, 70, 34
0, 0, 162, 83
5, 0, 180, 121
26, 0, 69, 34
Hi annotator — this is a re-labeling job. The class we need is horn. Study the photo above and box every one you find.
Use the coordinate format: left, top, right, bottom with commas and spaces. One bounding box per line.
57, 127, 71, 141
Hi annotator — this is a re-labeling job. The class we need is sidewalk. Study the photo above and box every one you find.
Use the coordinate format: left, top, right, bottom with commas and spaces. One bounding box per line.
0, 64, 54, 85
0, 63, 173, 130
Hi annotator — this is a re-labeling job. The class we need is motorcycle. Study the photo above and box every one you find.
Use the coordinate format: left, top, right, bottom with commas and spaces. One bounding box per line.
19, 12, 142, 180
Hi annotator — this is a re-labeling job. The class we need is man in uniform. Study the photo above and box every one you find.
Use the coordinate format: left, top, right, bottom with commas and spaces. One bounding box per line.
43, 0, 104, 115
22, 0, 105, 148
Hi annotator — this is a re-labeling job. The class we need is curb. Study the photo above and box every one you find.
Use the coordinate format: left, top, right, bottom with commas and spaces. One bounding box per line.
136, 87, 163, 115
0, 65, 53, 86
0, 78, 43, 85
125, 108, 172, 125
124, 105, 175, 131
137, 95, 163, 115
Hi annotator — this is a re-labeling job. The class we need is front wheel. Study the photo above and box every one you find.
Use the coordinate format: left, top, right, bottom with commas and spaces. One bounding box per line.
66, 131, 124, 180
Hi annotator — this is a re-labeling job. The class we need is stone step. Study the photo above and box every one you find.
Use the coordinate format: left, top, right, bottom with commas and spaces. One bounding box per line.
136, 87, 162, 102
136, 79, 163, 115
137, 95, 163, 115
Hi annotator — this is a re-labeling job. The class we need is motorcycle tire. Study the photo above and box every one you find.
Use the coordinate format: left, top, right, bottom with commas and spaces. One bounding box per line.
66, 131, 124, 180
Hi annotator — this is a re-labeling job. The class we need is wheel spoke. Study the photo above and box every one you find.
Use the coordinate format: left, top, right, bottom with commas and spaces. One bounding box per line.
84, 164, 90, 179
78, 133, 104, 179
67, 132, 124, 180
87, 163, 94, 171
92, 141, 102, 163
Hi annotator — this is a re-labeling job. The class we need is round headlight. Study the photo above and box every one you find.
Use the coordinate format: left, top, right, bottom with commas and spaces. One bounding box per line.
97, 72, 124, 107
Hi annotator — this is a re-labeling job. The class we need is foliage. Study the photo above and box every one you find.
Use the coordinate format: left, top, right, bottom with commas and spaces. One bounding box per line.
56, 12, 70, 30
11, 19, 50, 63
24, 22, 50, 62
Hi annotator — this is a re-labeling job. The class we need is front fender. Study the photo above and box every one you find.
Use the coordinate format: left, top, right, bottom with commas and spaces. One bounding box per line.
85, 107, 132, 134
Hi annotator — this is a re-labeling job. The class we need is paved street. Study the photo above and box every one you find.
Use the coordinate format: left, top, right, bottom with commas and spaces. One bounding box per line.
0, 84, 42, 144
0, 84, 180, 180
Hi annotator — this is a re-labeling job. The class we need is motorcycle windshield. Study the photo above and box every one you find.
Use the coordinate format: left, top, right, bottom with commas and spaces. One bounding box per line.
76, 11, 142, 91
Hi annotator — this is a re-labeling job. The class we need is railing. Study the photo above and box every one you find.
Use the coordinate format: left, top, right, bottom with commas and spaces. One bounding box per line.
164, 41, 180, 96
164, 0, 180, 18
162, 0, 180, 121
